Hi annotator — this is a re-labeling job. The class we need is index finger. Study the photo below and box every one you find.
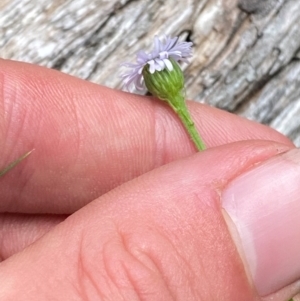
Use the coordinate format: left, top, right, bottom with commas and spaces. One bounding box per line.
0, 59, 293, 214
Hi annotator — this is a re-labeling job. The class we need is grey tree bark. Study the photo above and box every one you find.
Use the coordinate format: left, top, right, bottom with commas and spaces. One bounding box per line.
0, 0, 299, 146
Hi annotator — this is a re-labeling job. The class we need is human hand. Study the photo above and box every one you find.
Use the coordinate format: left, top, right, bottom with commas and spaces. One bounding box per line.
0, 60, 299, 300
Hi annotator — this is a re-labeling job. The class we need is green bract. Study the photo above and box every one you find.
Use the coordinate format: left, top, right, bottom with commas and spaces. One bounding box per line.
142, 58, 184, 101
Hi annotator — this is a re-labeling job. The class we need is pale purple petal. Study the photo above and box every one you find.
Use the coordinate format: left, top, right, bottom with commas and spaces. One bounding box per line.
156, 58, 165, 70
164, 59, 173, 71
154, 36, 161, 54
148, 60, 156, 74
159, 51, 169, 60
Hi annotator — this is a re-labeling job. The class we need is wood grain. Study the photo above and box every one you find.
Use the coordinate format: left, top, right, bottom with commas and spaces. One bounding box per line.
0, 0, 299, 145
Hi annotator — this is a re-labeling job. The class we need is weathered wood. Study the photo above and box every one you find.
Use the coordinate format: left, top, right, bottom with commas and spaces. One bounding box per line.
0, 0, 299, 145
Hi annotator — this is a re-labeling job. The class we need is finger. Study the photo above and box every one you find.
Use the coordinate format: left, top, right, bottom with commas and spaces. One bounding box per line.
0, 60, 293, 214
0, 141, 297, 301
0, 213, 66, 261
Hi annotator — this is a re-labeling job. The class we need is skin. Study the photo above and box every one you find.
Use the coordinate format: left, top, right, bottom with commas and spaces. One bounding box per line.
0, 59, 297, 300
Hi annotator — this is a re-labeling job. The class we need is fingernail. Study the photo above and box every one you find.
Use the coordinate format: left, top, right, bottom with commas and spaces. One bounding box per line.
222, 148, 300, 296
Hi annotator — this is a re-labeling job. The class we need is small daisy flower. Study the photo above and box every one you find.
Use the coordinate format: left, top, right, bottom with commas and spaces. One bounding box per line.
121, 36, 193, 91
121, 35, 206, 151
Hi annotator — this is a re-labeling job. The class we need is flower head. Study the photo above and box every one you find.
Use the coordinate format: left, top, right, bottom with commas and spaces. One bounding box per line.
121, 36, 193, 91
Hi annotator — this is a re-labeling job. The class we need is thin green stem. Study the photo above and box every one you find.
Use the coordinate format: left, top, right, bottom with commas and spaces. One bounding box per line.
167, 94, 206, 151
0, 150, 34, 177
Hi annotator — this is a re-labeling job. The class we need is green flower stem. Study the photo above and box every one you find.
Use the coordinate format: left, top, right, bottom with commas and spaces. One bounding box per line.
167, 94, 206, 151
142, 58, 206, 151
0, 150, 33, 177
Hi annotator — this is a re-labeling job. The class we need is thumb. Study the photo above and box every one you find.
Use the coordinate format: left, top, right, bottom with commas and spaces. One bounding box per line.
0, 141, 296, 301
222, 147, 300, 299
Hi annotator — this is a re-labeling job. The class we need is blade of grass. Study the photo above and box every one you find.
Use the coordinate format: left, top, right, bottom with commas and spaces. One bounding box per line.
0, 150, 34, 177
